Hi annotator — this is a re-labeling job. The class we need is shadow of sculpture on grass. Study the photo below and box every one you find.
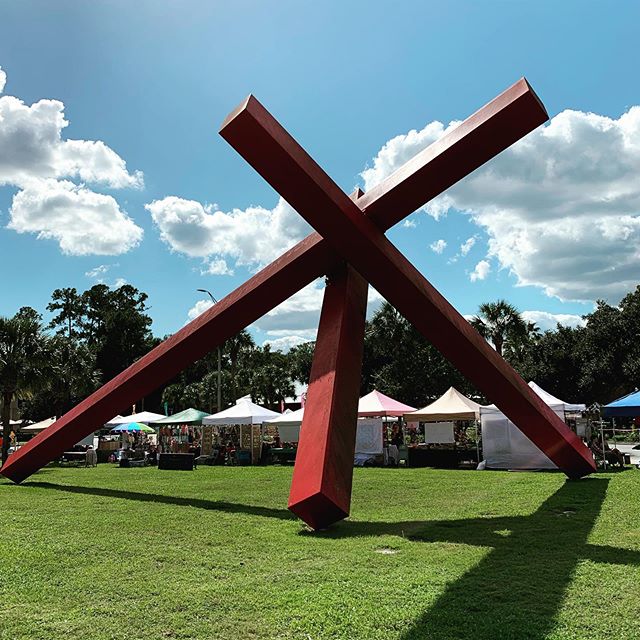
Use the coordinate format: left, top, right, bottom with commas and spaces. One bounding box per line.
27, 478, 639, 639
319, 478, 635, 639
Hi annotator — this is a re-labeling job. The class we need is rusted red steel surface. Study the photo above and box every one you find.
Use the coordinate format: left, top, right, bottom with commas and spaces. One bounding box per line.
1, 78, 571, 487
221, 90, 596, 480
288, 187, 368, 529
288, 262, 368, 530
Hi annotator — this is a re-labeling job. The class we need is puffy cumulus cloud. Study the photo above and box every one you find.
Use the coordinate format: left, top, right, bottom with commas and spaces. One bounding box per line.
469, 259, 490, 282
0, 66, 144, 255
145, 195, 311, 269
263, 334, 314, 353
361, 106, 640, 303
0, 90, 142, 189
521, 310, 586, 332
402, 219, 416, 228
0, 67, 5, 93
430, 239, 447, 254
203, 258, 233, 276
187, 298, 214, 321
253, 280, 383, 343
360, 119, 460, 218
8, 179, 143, 255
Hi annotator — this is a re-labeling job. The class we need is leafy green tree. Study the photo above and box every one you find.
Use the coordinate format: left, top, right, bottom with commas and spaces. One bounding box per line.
287, 341, 315, 384
362, 301, 470, 406
246, 345, 295, 409
78, 284, 154, 382
471, 300, 528, 357
47, 287, 84, 339
0, 309, 51, 464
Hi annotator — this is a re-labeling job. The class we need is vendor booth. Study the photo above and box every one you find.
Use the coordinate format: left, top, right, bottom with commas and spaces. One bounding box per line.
602, 390, 640, 417
264, 407, 304, 444
263, 390, 414, 466
480, 381, 587, 471
152, 408, 208, 454
356, 390, 416, 465
404, 387, 481, 467
203, 397, 280, 464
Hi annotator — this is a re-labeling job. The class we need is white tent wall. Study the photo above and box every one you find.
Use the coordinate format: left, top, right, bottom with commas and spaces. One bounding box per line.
271, 417, 384, 453
480, 405, 560, 470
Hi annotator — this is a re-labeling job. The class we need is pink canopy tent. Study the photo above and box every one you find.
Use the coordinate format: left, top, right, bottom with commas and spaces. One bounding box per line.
357, 390, 416, 417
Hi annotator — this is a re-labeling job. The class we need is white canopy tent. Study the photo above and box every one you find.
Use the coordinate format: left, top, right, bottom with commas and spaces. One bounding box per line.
264, 407, 304, 443
106, 411, 166, 426
480, 381, 587, 471
405, 387, 481, 422
203, 397, 280, 425
263, 403, 386, 455
21, 417, 56, 432
203, 397, 281, 463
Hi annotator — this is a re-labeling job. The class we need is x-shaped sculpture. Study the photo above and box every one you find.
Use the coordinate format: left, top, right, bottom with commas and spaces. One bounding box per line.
1, 79, 595, 529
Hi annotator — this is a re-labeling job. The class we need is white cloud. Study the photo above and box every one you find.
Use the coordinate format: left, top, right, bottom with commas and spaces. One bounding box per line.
0, 67, 5, 94
469, 259, 491, 282
113, 277, 127, 289
8, 179, 143, 255
521, 310, 586, 332
263, 335, 312, 353
460, 236, 476, 256
402, 219, 416, 228
187, 298, 214, 321
0, 67, 144, 255
361, 106, 640, 303
85, 264, 111, 279
253, 279, 383, 338
146, 195, 311, 269
430, 239, 447, 254
203, 258, 233, 276
360, 119, 460, 220
0, 92, 142, 189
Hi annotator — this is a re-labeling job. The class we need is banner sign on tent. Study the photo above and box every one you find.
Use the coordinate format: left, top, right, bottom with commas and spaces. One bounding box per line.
424, 422, 455, 444
355, 418, 383, 455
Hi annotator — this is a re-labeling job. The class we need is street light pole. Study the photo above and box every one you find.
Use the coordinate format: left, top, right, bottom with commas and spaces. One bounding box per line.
197, 289, 222, 413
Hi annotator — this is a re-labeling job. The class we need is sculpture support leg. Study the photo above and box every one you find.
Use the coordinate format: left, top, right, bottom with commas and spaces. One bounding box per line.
288, 263, 368, 530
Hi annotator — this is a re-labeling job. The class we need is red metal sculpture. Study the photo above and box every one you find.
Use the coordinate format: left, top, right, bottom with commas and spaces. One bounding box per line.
1, 79, 596, 530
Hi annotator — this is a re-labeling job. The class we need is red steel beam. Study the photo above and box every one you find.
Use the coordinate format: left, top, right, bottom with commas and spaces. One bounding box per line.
220, 94, 596, 478
0, 79, 550, 483
288, 261, 368, 530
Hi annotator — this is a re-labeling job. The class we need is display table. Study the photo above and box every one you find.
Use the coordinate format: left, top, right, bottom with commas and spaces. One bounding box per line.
269, 447, 297, 464
158, 453, 195, 471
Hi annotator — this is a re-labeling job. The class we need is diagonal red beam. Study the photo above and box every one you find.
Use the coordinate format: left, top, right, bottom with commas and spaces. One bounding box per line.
0, 79, 548, 484
288, 260, 368, 530
220, 94, 596, 478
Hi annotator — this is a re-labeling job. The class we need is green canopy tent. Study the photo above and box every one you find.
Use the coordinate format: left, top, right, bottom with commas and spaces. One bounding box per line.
151, 408, 209, 425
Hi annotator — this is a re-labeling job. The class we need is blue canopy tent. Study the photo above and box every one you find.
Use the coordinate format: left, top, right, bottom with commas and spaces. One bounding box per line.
602, 390, 640, 417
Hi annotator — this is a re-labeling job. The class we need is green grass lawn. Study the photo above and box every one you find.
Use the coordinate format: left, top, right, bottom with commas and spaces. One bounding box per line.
1, 465, 639, 640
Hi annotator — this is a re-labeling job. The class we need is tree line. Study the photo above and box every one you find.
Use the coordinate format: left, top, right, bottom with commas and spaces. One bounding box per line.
3, 282, 640, 463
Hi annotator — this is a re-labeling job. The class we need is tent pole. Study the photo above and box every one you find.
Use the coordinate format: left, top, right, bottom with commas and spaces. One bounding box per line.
600, 421, 607, 470
475, 420, 480, 463
612, 417, 616, 445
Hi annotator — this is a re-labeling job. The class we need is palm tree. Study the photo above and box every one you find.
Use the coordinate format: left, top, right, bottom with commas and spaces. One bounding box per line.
0, 310, 51, 465
224, 329, 256, 402
471, 300, 528, 357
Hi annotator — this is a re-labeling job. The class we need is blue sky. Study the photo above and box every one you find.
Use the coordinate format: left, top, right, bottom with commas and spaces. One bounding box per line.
1, 1, 639, 349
